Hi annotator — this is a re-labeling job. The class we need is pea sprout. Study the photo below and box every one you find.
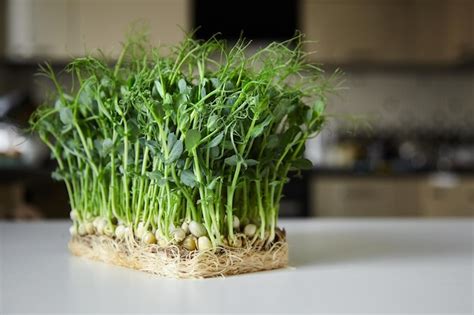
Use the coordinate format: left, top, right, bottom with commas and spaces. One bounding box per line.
30, 33, 338, 248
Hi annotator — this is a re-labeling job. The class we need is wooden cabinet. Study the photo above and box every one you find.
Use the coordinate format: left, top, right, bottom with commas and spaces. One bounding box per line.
69, 0, 190, 57
311, 177, 422, 216
300, 0, 414, 64
420, 177, 474, 216
6, 0, 68, 59
0, 1, 7, 57
311, 175, 473, 217
412, 0, 474, 63
5, 0, 190, 60
300, 0, 474, 65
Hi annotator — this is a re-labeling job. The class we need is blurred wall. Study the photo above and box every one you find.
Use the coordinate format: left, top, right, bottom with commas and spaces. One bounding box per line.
0, 1, 5, 57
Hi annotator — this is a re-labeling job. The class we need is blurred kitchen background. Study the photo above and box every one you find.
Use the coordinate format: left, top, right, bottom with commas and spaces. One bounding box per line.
0, 0, 472, 220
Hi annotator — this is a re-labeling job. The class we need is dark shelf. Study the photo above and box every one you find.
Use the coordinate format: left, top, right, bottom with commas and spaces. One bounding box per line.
309, 167, 474, 177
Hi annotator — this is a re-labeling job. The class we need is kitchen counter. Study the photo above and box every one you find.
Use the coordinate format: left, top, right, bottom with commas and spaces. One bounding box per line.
0, 219, 472, 313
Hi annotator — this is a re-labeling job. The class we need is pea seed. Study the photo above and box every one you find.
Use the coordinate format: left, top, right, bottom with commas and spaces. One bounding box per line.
181, 221, 189, 234
189, 221, 207, 237
115, 225, 126, 239
70, 210, 79, 221
183, 235, 197, 250
157, 237, 168, 247
85, 222, 95, 234
136, 222, 145, 239
78, 224, 87, 236
172, 228, 186, 243
104, 224, 116, 237
69, 225, 77, 236
244, 224, 257, 237
230, 237, 242, 248
143, 231, 157, 244
233, 215, 240, 229
96, 218, 107, 235
198, 236, 212, 251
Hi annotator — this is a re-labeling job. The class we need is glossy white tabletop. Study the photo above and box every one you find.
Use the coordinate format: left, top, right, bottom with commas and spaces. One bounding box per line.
0, 219, 472, 314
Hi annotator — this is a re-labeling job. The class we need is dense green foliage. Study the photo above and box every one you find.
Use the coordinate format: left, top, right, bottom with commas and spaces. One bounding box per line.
30, 35, 336, 246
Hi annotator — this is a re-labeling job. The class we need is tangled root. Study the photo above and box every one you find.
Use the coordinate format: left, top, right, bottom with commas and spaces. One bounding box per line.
69, 229, 288, 279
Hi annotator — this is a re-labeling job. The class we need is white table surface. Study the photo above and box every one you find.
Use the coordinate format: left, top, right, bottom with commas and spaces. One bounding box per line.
0, 219, 472, 314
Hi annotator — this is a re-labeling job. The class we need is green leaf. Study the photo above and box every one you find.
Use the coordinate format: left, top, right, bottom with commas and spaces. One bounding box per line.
59, 108, 73, 125
180, 169, 197, 187
306, 108, 313, 122
226, 95, 236, 105
54, 98, 64, 110
269, 180, 281, 187
207, 132, 224, 148
167, 133, 177, 152
281, 126, 301, 147
207, 114, 219, 130
120, 86, 129, 96
291, 158, 313, 170
249, 116, 272, 138
145, 140, 159, 152
244, 159, 258, 167
100, 77, 111, 87
313, 100, 325, 115
94, 139, 103, 152
79, 85, 93, 107
167, 139, 183, 163
185, 129, 201, 151
207, 176, 220, 190
93, 138, 112, 157
178, 79, 187, 94
154, 80, 165, 98
147, 171, 166, 185
224, 154, 240, 166
225, 81, 234, 91
178, 113, 190, 128
146, 171, 163, 180
102, 138, 113, 152
273, 100, 289, 120
176, 93, 188, 106
210, 146, 220, 159
210, 78, 220, 88
164, 93, 173, 105
51, 170, 64, 181
267, 135, 279, 149
222, 140, 234, 150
